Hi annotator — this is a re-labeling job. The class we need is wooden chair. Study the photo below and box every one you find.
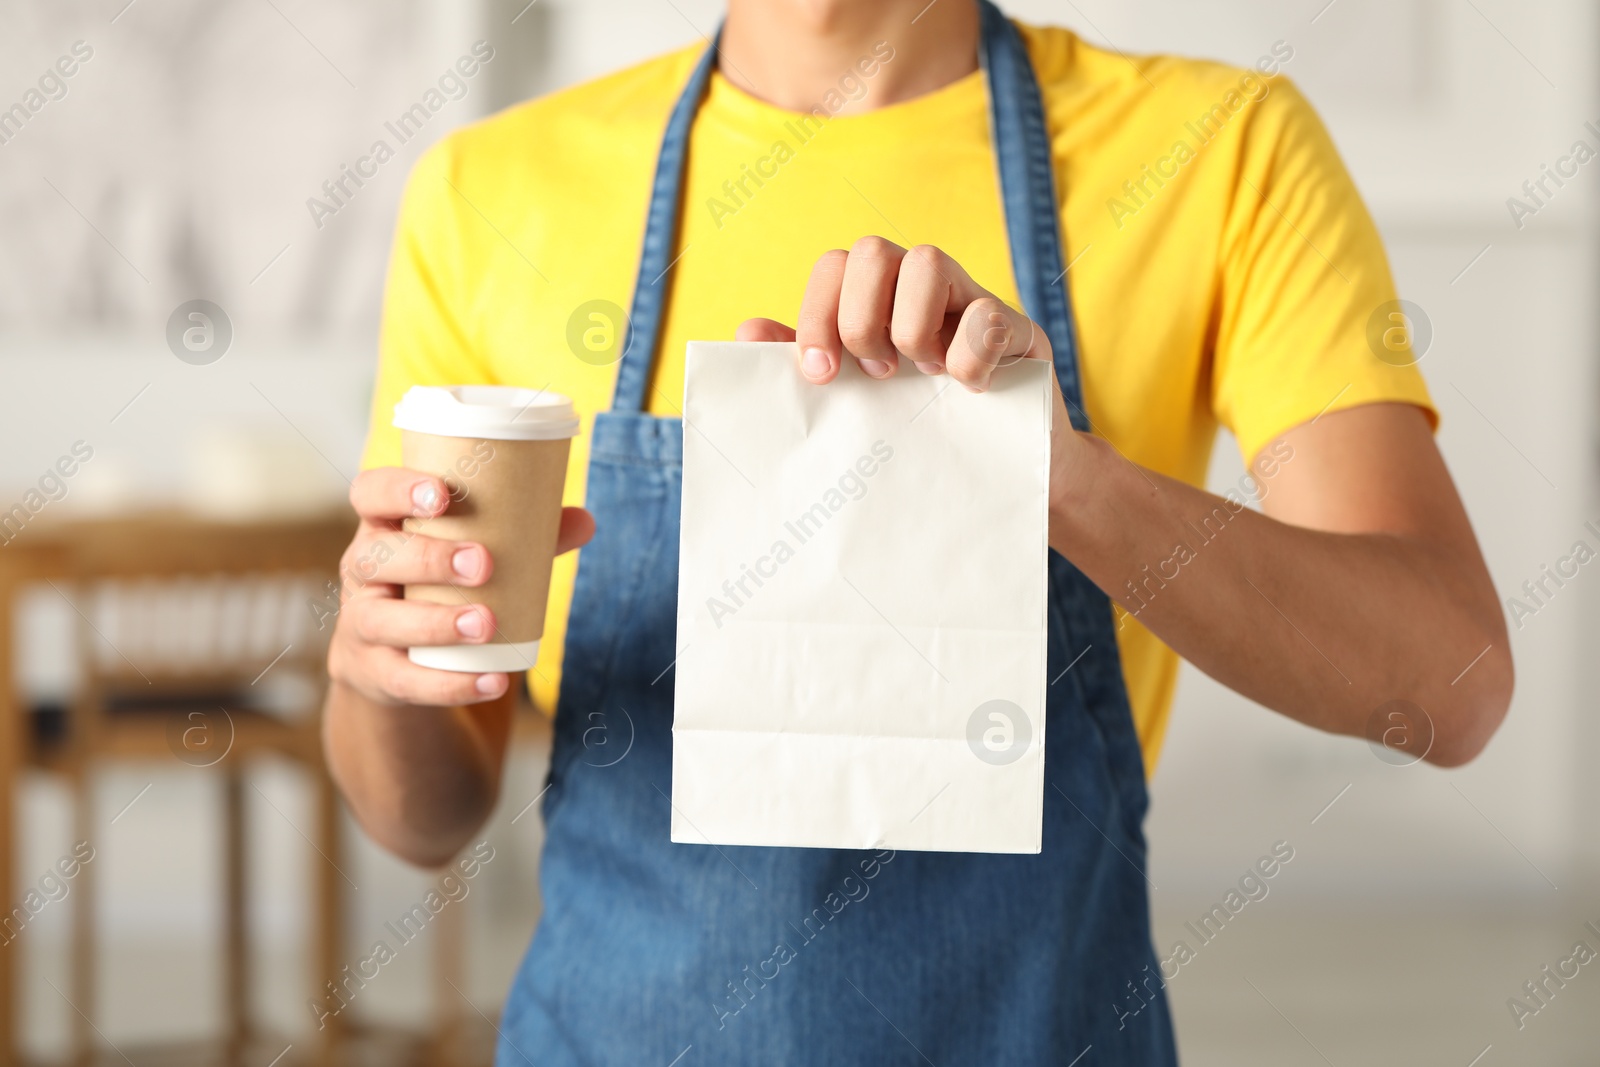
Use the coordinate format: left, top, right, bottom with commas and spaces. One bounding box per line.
14, 511, 353, 1067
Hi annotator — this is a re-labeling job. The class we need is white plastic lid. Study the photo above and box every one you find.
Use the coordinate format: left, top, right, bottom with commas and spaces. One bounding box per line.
393, 385, 579, 441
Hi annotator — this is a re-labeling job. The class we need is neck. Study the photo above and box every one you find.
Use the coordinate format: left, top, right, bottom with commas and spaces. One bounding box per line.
720, 0, 980, 115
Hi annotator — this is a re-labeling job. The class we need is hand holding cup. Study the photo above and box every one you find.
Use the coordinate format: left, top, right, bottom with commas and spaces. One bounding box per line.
327, 386, 590, 708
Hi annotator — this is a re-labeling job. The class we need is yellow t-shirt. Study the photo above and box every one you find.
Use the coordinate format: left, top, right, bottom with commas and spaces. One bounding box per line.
362, 23, 1434, 772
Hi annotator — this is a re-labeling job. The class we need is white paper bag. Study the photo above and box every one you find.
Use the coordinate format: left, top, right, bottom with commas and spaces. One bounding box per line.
672, 341, 1051, 854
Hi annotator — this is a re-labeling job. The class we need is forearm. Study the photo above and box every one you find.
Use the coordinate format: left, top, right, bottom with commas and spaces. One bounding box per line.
322, 680, 509, 866
1052, 435, 1511, 765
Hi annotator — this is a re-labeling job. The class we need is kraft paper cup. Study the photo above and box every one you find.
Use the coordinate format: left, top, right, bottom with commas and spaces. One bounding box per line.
393, 385, 578, 673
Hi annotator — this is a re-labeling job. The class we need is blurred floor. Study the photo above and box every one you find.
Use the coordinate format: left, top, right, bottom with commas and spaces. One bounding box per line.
17, 933, 524, 1066
1154, 902, 1600, 1067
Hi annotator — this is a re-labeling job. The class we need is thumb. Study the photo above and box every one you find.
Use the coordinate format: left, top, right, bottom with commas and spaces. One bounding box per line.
736, 317, 797, 342
555, 506, 596, 556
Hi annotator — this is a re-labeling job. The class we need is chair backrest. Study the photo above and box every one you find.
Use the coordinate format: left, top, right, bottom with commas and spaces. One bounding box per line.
53, 511, 354, 754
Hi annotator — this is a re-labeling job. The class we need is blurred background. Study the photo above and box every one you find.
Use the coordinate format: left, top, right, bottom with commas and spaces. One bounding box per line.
1, 0, 1596, 1064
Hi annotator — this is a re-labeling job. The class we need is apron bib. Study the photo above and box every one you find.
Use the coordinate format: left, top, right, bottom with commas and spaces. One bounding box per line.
499, 4, 1178, 1063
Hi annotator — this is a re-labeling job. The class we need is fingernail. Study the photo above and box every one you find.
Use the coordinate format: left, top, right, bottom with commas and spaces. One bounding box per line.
452, 546, 483, 580
455, 609, 487, 639
801, 347, 831, 379
412, 481, 441, 514
475, 673, 506, 696
859, 359, 891, 378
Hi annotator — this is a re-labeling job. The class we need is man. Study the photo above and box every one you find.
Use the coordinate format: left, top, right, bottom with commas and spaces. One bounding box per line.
324, 1, 1511, 1062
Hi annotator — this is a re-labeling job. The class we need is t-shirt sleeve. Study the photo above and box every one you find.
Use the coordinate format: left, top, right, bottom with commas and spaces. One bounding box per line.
361, 137, 497, 471
1211, 77, 1436, 464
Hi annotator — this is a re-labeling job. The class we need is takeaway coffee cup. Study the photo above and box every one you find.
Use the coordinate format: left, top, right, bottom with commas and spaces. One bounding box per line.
392, 385, 579, 673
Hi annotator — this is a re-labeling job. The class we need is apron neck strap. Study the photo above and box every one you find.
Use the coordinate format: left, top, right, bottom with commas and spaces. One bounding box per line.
612, 0, 1085, 428
976, 0, 1087, 429
610, 31, 720, 415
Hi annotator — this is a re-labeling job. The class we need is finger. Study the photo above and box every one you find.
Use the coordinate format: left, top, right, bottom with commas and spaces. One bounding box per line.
795, 249, 849, 383
362, 647, 511, 706
349, 596, 497, 649
736, 318, 797, 343
891, 244, 972, 375
347, 531, 493, 589
350, 467, 450, 524
837, 235, 907, 378
555, 506, 595, 556
947, 297, 1051, 393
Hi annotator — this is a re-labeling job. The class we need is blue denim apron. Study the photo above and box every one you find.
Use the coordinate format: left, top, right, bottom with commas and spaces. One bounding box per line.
499, 3, 1178, 1063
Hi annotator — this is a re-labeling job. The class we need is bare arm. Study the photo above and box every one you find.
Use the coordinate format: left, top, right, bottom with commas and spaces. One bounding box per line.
323, 685, 514, 868
1053, 402, 1511, 766
746, 237, 1512, 766
322, 467, 593, 867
